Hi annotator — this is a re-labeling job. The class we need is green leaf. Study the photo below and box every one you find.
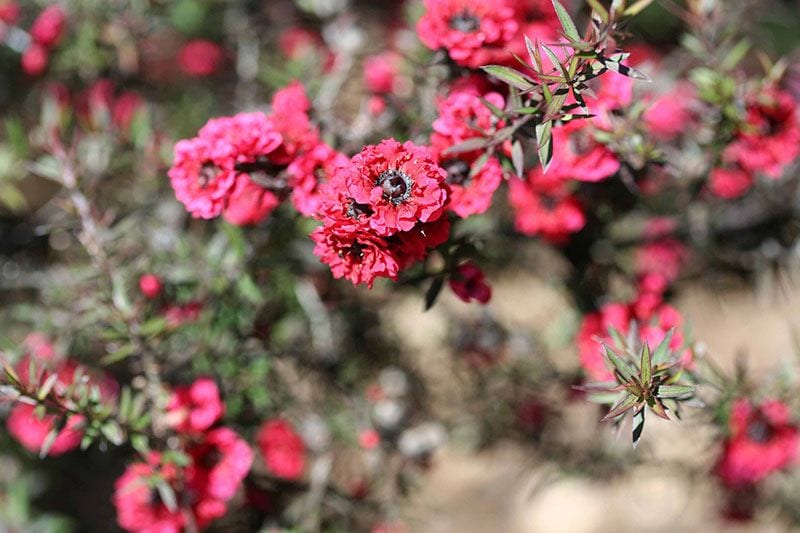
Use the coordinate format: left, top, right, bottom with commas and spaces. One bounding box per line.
37, 373, 59, 401
39, 427, 60, 458
140, 317, 168, 338
481, 65, 535, 91
237, 274, 264, 306
551, 0, 580, 41
720, 39, 751, 72
624, 0, 654, 16
101, 420, 125, 446
598, 56, 652, 82
479, 96, 506, 118
101, 343, 137, 365
534, 121, 553, 172
603, 343, 636, 381
656, 384, 695, 399
511, 140, 525, 177
640, 342, 652, 387
586, 0, 609, 22
651, 329, 674, 365
4, 118, 28, 158
156, 480, 178, 513
443, 137, 489, 155
601, 392, 639, 421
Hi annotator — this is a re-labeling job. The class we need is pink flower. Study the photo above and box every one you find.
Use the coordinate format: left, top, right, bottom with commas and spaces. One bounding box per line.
7, 404, 84, 456
310, 225, 402, 288
178, 39, 224, 77
187, 427, 253, 502
138, 274, 162, 299
257, 418, 306, 480
333, 139, 450, 236
267, 81, 320, 165
113, 453, 185, 533
364, 52, 405, 95
21, 43, 48, 76
166, 378, 224, 434
508, 168, 585, 243
289, 143, 350, 217
163, 301, 203, 328
222, 174, 281, 226
0, 1, 19, 25
723, 87, 800, 179
716, 399, 799, 487
168, 112, 282, 219
30, 5, 65, 48
548, 122, 620, 182
644, 83, 696, 141
112, 91, 145, 132
359, 429, 381, 450
417, 0, 519, 69
449, 262, 492, 303
709, 166, 753, 199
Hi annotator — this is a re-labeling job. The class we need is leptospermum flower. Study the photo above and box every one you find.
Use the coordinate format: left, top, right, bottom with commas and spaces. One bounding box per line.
166, 378, 224, 434
449, 262, 492, 304
416, 0, 519, 69
257, 418, 306, 480
430, 88, 505, 217
716, 398, 799, 487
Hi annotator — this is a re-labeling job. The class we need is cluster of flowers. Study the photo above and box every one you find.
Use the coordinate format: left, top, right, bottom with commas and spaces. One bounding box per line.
168, 81, 321, 226
417, 0, 559, 69
5, 334, 118, 455
113, 378, 307, 532
709, 86, 800, 199
0, 3, 67, 76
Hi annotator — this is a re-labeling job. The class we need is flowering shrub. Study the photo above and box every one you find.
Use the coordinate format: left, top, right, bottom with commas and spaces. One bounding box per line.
1, 0, 800, 531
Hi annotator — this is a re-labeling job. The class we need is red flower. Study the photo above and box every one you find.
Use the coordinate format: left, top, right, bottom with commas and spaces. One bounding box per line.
257, 418, 306, 480
709, 166, 753, 199
166, 378, 224, 434
723, 87, 800, 179
112, 91, 145, 132
508, 168, 585, 243
0, 1, 19, 25
548, 122, 620, 183
7, 404, 84, 456
363, 52, 405, 95
644, 83, 697, 141
168, 112, 282, 219
163, 301, 203, 328
268, 81, 319, 165
222, 174, 281, 226
417, 0, 519, 69
21, 43, 48, 76
288, 142, 350, 217
310, 225, 402, 288
113, 453, 185, 533
178, 39, 224, 77
334, 139, 449, 236
30, 5, 65, 48
359, 429, 381, 450
449, 262, 492, 303
187, 427, 253, 502
138, 274, 162, 299
716, 399, 799, 487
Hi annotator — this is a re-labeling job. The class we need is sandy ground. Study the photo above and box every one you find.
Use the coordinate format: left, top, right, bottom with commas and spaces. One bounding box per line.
391, 272, 800, 533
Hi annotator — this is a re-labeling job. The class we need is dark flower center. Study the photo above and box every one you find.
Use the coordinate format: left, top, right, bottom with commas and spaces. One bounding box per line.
443, 158, 471, 186
340, 241, 365, 262
199, 162, 219, 189
235, 156, 290, 195
376, 169, 413, 205
746, 417, 775, 443
346, 199, 374, 219
201, 448, 223, 469
539, 194, 558, 210
449, 10, 480, 32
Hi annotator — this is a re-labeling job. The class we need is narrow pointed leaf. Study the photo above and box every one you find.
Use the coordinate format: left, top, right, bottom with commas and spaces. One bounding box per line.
534, 121, 553, 172
632, 408, 645, 449
603, 343, 636, 381
587, 0, 609, 22
648, 397, 670, 420
602, 392, 639, 421
624, 0, 654, 16
424, 276, 445, 311
651, 329, 674, 365
511, 140, 525, 176
640, 342, 652, 387
551, 0, 580, 42
656, 384, 695, 399
481, 65, 535, 91
443, 137, 488, 155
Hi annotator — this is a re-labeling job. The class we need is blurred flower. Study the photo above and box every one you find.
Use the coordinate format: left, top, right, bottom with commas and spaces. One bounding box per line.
0, 1, 19, 25
288, 142, 349, 217
548, 122, 620, 183
178, 39, 224, 77
508, 168, 585, 243
709, 166, 753, 199
163, 301, 203, 328
187, 427, 253, 502
363, 51, 406, 95
723, 87, 800, 179
449, 262, 492, 304
113, 453, 185, 533
716, 398, 799, 488
21, 43, 48, 76
30, 5, 65, 48
222, 174, 281, 226
644, 83, 697, 141
358, 429, 381, 450
257, 418, 306, 480
166, 378, 224, 434
138, 273, 162, 299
